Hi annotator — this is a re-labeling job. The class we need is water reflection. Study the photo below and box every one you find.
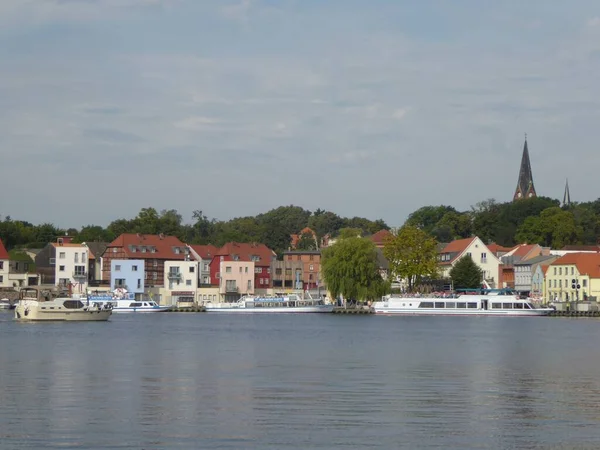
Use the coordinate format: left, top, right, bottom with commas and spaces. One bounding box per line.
2, 314, 600, 448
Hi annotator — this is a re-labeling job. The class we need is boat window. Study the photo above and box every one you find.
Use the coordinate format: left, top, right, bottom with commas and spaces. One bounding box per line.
434, 302, 445, 308
446, 302, 456, 308
525, 303, 533, 309
419, 302, 434, 308
143, 303, 148, 306
502, 303, 513, 309
491, 303, 501, 309
514, 303, 523, 309
129, 302, 143, 307
467, 302, 478, 309
63, 300, 84, 309
456, 302, 466, 309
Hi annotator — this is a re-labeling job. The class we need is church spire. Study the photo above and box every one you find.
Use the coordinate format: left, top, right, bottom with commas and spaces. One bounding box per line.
562, 178, 571, 207
513, 134, 537, 201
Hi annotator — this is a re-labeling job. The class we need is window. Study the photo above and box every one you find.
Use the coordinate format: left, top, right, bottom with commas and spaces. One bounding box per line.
49, 258, 55, 265
115, 265, 121, 271
245, 267, 248, 273
132, 247, 137, 253
257, 267, 262, 273
226, 266, 232, 273
203, 263, 209, 271
175, 248, 180, 254
59, 265, 65, 271
145, 271, 148, 279
216, 272, 220, 279
153, 260, 158, 267
481, 252, 487, 262
553, 267, 557, 275
0, 275, 2, 283
142, 247, 147, 253
132, 265, 138, 271
248, 280, 252, 289
583, 279, 587, 287
74, 253, 79, 263
267, 268, 271, 274
190, 266, 195, 273
137, 279, 141, 289
571, 267, 574, 275
559, 280, 562, 288
0, 262, 3, 270
466, 252, 472, 258
239, 267, 242, 273
309, 254, 314, 261
59, 252, 66, 259
434, 302, 445, 308
309, 265, 314, 271
559, 267, 562, 275
152, 272, 158, 280
275, 268, 282, 275
151, 247, 156, 253
186, 280, 192, 286
467, 302, 477, 309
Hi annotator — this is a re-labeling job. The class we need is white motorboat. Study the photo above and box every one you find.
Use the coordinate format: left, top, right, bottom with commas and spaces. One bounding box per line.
0, 298, 14, 310
14, 288, 112, 322
373, 289, 554, 316
205, 292, 334, 313
87, 289, 170, 313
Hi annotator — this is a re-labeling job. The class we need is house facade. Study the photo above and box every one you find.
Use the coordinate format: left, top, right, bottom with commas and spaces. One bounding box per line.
513, 254, 557, 295
111, 259, 145, 296
164, 260, 199, 304
271, 260, 305, 290
218, 260, 255, 301
8, 250, 40, 288
188, 244, 219, 286
282, 251, 322, 290
0, 239, 10, 288
545, 253, 600, 302
438, 237, 501, 288
84, 242, 108, 286
39, 236, 90, 294
102, 233, 187, 288
209, 242, 276, 292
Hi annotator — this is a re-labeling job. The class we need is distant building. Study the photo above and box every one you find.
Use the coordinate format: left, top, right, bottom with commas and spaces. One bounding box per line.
545, 252, 600, 302
370, 229, 392, 249
0, 239, 9, 288
282, 250, 322, 290
513, 135, 537, 201
187, 244, 219, 285
110, 259, 145, 296
164, 260, 199, 304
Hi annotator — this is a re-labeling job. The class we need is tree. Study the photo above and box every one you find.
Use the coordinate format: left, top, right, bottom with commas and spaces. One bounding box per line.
449, 256, 482, 289
296, 231, 318, 250
337, 227, 363, 239
321, 237, 389, 303
515, 207, 580, 248
405, 205, 457, 234
383, 225, 439, 292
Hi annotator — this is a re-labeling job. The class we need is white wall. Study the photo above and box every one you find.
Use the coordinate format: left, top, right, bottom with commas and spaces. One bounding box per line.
54, 245, 89, 293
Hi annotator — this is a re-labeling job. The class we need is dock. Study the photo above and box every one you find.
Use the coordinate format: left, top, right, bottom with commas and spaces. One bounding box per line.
332, 307, 374, 314
548, 310, 600, 318
167, 306, 206, 313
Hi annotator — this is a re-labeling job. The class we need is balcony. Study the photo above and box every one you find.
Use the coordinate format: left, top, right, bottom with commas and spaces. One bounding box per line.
168, 272, 182, 280
73, 271, 87, 278
225, 284, 239, 293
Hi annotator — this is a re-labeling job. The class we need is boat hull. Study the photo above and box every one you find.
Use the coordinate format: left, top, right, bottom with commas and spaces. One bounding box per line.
205, 305, 334, 313
111, 306, 171, 313
373, 307, 551, 316
14, 304, 112, 321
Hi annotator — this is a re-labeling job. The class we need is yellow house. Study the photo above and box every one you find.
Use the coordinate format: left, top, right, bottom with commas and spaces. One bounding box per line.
545, 253, 600, 302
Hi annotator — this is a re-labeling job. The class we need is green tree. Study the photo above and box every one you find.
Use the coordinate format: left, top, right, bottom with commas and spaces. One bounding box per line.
74, 225, 112, 243
405, 205, 457, 234
383, 225, 439, 292
308, 211, 344, 240
296, 231, 318, 250
515, 207, 579, 248
449, 256, 482, 289
321, 237, 389, 302
431, 211, 472, 242
337, 227, 363, 240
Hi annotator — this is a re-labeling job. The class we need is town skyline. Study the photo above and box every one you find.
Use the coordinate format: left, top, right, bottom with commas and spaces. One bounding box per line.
2, 1, 600, 228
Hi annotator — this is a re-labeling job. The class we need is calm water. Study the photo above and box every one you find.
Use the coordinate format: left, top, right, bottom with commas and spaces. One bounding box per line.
1, 311, 600, 449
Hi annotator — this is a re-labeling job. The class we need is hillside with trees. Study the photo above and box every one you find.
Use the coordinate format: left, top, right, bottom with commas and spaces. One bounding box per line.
1, 196, 599, 256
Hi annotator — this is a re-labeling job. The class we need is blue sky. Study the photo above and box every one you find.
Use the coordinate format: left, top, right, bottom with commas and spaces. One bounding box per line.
2, 0, 600, 228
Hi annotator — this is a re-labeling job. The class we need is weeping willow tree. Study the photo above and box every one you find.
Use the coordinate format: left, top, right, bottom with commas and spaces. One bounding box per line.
321, 237, 390, 303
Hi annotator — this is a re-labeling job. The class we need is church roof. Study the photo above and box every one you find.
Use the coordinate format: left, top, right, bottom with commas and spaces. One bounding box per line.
513, 136, 537, 201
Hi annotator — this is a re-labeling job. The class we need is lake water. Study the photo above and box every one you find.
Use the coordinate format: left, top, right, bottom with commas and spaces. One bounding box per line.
1, 311, 600, 449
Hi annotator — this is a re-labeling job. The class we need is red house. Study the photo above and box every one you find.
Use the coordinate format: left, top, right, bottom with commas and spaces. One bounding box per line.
209, 242, 276, 289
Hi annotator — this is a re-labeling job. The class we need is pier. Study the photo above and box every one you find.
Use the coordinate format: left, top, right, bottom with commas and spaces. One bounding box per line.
548, 310, 600, 318
167, 306, 206, 313
332, 307, 374, 315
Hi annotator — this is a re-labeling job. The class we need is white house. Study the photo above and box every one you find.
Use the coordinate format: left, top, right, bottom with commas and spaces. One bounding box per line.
438, 237, 502, 288
0, 238, 10, 288
53, 241, 89, 294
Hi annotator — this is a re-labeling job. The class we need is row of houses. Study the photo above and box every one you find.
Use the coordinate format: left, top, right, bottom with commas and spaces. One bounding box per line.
1, 230, 600, 304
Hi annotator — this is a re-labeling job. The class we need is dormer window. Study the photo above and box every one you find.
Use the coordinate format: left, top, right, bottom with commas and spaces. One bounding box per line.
175, 248, 180, 255
141, 247, 147, 253
132, 247, 137, 253
151, 247, 156, 253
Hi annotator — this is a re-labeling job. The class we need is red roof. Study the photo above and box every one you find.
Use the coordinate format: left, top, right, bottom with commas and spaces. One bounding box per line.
439, 237, 477, 265
552, 253, 600, 278
0, 238, 9, 260
487, 243, 513, 254
107, 233, 187, 260
370, 229, 392, 245
510, 244, 538, 258
215, 242, 276, 266
189, 244, 219, 260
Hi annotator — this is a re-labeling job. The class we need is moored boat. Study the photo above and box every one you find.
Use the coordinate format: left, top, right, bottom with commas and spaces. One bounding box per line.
86, 289, 171, 313
14, 288, 112, 322
205, 292, 334, 313
373, 290, 554, 316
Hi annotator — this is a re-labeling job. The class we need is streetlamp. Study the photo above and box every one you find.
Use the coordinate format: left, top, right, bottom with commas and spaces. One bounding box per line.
571, 278, 581, 301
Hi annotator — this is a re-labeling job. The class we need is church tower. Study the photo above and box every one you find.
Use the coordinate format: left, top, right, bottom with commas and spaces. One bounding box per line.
562, 178, 571, 207
513, 135, 537, 201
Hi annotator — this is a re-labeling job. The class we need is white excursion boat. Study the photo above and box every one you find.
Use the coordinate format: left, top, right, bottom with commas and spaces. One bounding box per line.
14, 288, 112, 322
373, 289, 554, 316
87, 289, 171, 313
205, 292, 334, 313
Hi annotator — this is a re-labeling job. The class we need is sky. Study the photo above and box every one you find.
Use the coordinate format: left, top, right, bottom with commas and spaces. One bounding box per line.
2, 0, 600, 229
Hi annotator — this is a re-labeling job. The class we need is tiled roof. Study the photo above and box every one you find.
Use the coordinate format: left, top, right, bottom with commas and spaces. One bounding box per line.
439, 237, 476, 264
561, 245, 600, 251
542, 264, 550, 275
370, 229, 392, 245
511, 244, 537, 258
514, 255, 556, 266
84, 242, 109, 261
215, 242, 276, 266
51, 243, 86, 248
487, 243, 513, 254
551, 253, 600, 278
0, 239, 9, 259
189, 244, 219, 260
107, 233, 187, 260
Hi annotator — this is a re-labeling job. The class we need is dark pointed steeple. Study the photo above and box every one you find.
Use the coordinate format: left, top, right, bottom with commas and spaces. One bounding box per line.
513, 134, 537, 201
562, 178, 571, 207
